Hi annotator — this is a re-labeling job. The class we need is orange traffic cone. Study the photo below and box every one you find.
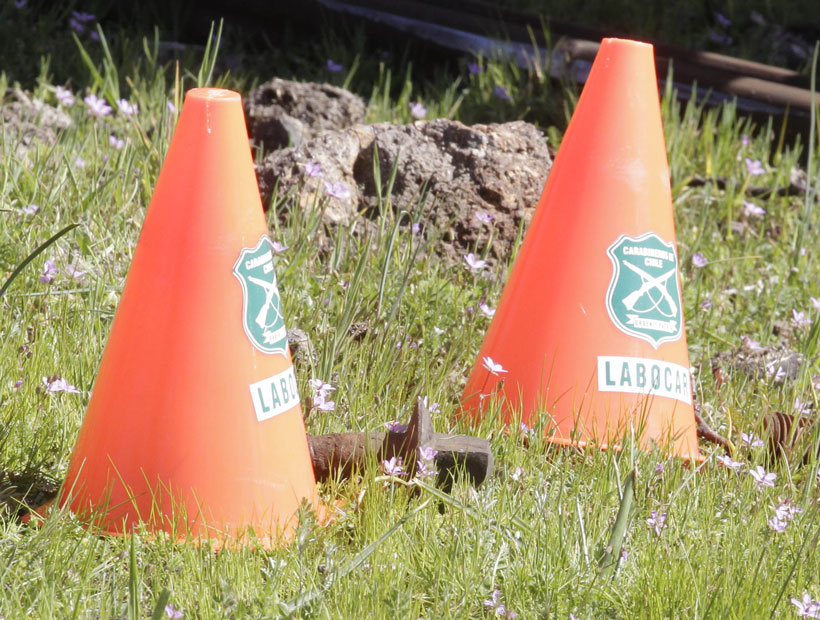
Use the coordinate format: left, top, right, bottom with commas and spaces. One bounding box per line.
59, 88, 323, 546
461, 39, 701, 461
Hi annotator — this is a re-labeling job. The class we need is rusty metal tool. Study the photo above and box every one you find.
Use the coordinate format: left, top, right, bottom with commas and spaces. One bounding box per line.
307, 398, 493, 490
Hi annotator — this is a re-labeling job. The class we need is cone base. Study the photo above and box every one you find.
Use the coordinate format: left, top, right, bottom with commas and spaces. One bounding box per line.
23, 497, 333, 550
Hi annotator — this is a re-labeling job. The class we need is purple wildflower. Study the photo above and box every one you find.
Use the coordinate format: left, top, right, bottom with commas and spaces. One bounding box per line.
468, 61, 484, 75
270, 240, 289, 254
304, 161, 323, 178
749, 465, 776, 488
167, 101, 176, 113
811, 297, 820, 311
708, 31, 733, 46
741, 336, 763, 351
646, 510, 667, 536
411, 222, 421, 235
22, 204, 40, 215
75, 156, 86, 169
381, 456, 405, 476
309, 378, 336, 412
475, 210, 494, 224
482, 355, 507, 376
326, 59, 344, 73
14, 379, 23, 388
419, 395, 440, 413
742, 201, 766, 217
768, 517, 788, 533
493, 85, 512, 101
716, 454, 744, 470
741, 134, 750, 146
55, 86, 75, 106
483, 590, 515, 618
14, 0, 27, 8
714, 11, 731, 28
40, 260, 58, 283
385, 421, 408, 433
116, 99, 138, 116
745, 158, 765, 176
464, 253, 486, 271
692, 252, 708, 268
84, 93, 112, 117
792, 309, 811, 328
790, 593, 820, 618
742, 432, 764, 449
479, 302, 496, 318
42, 376, 81, 394
66, 264, 87, 280
323, 180, 351, 200
164, 605, 184, 619
700, 298, 713, 310
109, 135, 124, 149
409, 101, 427, 119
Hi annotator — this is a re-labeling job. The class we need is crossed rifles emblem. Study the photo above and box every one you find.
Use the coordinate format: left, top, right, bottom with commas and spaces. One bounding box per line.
247, 275, 284, 330
620, 260, 678, 317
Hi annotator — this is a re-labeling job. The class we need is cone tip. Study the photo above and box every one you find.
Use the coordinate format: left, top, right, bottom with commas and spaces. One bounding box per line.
600, 37, 654, 52
186, 88, 241, 102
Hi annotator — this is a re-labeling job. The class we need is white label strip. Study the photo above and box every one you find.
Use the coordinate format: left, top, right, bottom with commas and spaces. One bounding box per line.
597, 355, 692, 405
249, 366, 301, 422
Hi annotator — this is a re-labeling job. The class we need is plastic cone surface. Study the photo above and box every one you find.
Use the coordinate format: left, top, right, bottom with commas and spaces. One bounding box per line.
461, 39, 701, 461
60, 88, 323, 545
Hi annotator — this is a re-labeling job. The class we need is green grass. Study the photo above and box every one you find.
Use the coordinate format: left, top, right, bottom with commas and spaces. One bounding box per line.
2, 7, 820, 619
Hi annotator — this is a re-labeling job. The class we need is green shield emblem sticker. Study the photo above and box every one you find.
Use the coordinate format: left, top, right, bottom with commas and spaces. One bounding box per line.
605, 232, 683, 349
233, 235, 288, 355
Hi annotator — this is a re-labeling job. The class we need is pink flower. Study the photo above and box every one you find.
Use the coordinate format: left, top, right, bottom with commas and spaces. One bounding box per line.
742, 432, 764, 448
741, 336, 763, 351
116, 99, 138, 116
42, 376, 81, 394
749, 465, 776, 488
646, 510, 667, 536
790, 592, 820, 618
479, 302, 496, 318
323, 180, 351, 200
55, 85, 75, 106
768, 517, 788, 533
745, 158, 765, 176
482, 355, 507, 376
381, 456, 405, 476
164, 604, 184, 619
409, 101, 427, 119
66, 264, 87, 280
39, 259, 58, 283
742, 201, 766, 217
304, 161, 323, 178
493, 84, 512, 101
464, 253, 486, 271
716, 454, 744, 470
792, 309, 811, 328
84, 93, 111, 117
385, 421, 408, 433
109, 135, 124, 149
309, 378, 336, 412
692, 252, 708, 268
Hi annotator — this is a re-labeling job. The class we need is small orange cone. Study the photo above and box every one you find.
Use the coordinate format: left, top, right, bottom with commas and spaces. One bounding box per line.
461, 39, 701, 461
59, 88, 323, 545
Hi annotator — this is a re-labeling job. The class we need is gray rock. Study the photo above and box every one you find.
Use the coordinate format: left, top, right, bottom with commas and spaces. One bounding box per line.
287, 328, 317, 369
1, 88, 72, 160
245, 78, 366, 152
256, 118, 552, 263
